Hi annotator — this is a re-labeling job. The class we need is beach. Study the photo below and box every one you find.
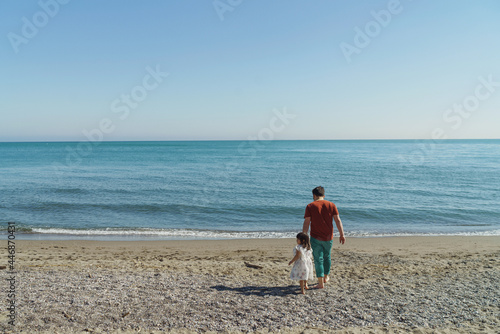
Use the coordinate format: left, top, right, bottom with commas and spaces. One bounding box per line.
1, 236, 498, 333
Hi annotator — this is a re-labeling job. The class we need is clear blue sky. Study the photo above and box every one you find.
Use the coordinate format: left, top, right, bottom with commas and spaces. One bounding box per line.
1, 0, 499, 141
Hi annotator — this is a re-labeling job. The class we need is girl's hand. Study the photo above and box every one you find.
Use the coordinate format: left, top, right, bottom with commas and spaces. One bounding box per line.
288, 261, 293, 265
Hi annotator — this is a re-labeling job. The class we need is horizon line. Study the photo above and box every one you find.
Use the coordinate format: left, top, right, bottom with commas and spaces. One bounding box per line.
1, 138, 499, 144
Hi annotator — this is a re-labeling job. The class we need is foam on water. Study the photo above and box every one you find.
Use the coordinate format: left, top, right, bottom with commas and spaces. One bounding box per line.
13, 227, 498, 241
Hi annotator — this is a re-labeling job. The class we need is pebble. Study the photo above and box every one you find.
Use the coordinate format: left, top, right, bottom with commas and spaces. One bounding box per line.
2, 252, 498, 333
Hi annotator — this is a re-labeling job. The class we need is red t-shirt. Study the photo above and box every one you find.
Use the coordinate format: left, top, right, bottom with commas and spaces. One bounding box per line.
304, 200, 339, 241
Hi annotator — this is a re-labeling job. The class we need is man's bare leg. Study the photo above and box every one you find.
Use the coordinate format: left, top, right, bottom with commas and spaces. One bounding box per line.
324, 274, 329, 283
317, 277, 324, 289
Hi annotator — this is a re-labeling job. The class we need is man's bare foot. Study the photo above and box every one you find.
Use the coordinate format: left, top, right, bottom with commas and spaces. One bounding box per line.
324, 275, 330, 283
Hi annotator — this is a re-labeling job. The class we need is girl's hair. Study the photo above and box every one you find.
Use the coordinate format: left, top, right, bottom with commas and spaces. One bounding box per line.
296, 232, 311, 250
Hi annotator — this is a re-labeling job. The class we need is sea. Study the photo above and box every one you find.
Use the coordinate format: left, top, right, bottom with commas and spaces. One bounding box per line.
1, 140, 499, 240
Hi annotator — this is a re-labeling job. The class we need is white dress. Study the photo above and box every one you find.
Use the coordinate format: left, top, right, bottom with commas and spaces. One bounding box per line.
290, 245, 314, 281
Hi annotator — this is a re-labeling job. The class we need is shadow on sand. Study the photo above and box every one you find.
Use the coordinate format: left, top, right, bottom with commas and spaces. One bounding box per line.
211, 284, 301, 296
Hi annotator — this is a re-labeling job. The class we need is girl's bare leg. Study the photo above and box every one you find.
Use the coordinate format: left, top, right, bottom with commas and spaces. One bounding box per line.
300, 280, 306, 294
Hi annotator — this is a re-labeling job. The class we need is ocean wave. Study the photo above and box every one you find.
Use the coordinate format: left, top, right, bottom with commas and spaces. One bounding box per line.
348, 229, 500, 237
19, 227, 500, 239
0, 225, 33, 233
52, 188, 89, 194
29, 227, 297, 239
17, 202, 301, 217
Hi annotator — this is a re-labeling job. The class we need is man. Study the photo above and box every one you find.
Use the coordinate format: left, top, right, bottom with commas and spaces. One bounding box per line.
303, 186, 345, 289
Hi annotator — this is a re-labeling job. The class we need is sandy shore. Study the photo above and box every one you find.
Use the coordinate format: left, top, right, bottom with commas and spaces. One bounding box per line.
0, 236, 498, 333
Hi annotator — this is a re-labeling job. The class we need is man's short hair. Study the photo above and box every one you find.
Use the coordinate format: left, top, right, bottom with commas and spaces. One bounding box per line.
312, 186, 325, 197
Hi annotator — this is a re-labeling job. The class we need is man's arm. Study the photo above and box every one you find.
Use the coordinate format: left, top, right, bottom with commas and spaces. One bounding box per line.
333, 215, 345, 244
302, 217, 311, 234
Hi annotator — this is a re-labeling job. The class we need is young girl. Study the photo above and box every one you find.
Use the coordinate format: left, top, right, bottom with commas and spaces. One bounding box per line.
288, 232, 314, 294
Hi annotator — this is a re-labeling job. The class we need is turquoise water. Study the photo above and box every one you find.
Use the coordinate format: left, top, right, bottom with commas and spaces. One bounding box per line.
0, 140, 499, 240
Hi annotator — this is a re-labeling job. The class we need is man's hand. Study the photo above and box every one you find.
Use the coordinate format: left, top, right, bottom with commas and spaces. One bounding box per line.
334, 215, 345, 245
